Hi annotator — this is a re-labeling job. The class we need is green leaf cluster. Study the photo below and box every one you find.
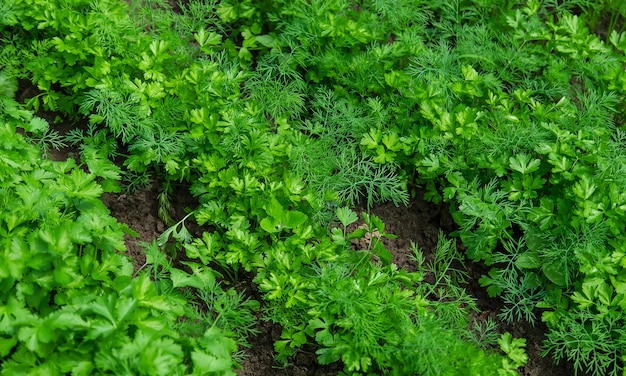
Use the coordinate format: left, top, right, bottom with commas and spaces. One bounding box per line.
261, 208, 522, 375
0, 93, 255, 374
357, 3, 626, 375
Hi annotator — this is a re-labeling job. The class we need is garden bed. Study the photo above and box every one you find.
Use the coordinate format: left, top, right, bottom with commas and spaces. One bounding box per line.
2, 1, 625, 375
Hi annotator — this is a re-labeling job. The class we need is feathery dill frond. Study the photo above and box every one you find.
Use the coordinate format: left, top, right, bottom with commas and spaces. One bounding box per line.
79, 87, 155, 144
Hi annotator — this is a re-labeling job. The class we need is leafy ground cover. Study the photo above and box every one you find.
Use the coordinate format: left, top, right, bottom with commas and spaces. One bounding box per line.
73, 174, 580, 376
2, 0, 626, 374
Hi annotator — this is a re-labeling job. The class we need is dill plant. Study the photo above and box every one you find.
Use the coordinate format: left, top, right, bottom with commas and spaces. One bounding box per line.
292, 210, 525, 375
79, 88, 153, 145
412, 234, 478, 328
289, 88, 408, 217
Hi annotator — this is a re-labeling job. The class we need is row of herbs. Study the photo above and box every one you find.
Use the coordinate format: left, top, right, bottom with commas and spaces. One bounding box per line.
2, 0, 626, 374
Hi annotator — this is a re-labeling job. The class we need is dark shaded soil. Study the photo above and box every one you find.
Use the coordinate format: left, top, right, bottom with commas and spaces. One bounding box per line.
101, 185, 164, 269
235, 314, 344, 376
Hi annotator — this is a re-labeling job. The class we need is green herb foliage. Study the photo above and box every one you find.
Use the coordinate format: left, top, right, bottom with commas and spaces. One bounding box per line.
0, 88, 256, 374
7, 0, 626, 374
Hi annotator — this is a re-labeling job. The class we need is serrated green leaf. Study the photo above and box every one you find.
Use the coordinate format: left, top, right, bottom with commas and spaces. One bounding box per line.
509, 153, 540, 174
89, 295, 116, 323
348, 228, 367, 240
572, 175, 596, 200
59, 170, 103, 199
462, 65, 479, 81
71, 361, 95, 376
260, 216, 280, 233
86, 157, 121, 180
0, 72, 17, 98
116, 297, 138, 323
284, 210, 307, 228
361, 128, 382, 149
67, 222, 92, 244
191, 351, 232, 373
0, 336, 18, 357
87, 320, 117, 340
18, 326, 41, 352
610, 30, 626, 51
170, 268, 205, 289
498, 333, 528, 367
179, 261, 218, 286
336, 207, 358, 227
100, 179, 121, 193
373, 240, 392, 265
27, 117, 49, 134
255, 34, 276, 48
50, 312, 88, 329
317, 347, 341, 365
264, 197, 284, 219
479, 270, 502, 298
382, 132, 401, 151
